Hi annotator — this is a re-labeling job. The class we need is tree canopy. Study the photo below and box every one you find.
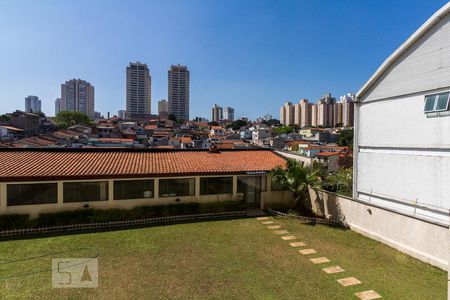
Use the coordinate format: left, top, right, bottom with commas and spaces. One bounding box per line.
55, 111, 92, 128
225, 119, 248, 131
337, 129, 354, 147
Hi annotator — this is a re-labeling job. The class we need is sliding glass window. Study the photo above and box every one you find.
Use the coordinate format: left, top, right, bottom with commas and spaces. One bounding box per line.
200, 177, 233, 195
7, 183, 57, 206
63, 181, 108, 203
114, 179, 154, 200
159, 178, 195, 197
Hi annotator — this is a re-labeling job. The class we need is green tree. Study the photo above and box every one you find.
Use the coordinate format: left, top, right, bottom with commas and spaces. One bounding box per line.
168, 114, 177, 122
226, 119, 248, 131
273, 125, 293, 135
208, 121, 219, 126
271, 159, 322, 216
55, 111, 92, 128
0, 114, 10, 122
338, 129, 353, 147
323, 168, 353, 197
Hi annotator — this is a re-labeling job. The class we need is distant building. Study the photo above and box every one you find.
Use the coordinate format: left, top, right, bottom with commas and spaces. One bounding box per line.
60, 79, 95, 118
7, 110, 40, 136
55, 98, 61, 116
279, 102, 294, 125
223, 107, 235, 121
340, 93, 355, 127
211, 104, 223, 122
126, 62, 151, 119
25, 96, 41, 113
158, 99, 169, 119
118, 110, 127, 119
168, 65, 190, 120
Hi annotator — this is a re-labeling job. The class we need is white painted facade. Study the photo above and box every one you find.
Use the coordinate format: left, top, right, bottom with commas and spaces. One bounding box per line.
355, 5, 450, 225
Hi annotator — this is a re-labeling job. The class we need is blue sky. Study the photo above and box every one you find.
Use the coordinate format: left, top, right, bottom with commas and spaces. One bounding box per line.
0, 0, 447, 119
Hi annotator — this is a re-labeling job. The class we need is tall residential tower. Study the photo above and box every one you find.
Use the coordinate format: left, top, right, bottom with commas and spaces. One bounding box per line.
126, 62, 151, 119
168, 65, 190, 121
60, 79, 95, 117
25, 95, 41, 113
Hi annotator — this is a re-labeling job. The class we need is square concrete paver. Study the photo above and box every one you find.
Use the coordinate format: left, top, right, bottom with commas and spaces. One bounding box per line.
299, 248, 317, 255
310, 257, 330, 264
261, 221, 274, 224
267, 225, 281, 229
281, 235, 297, 241
355, 290, 382, 300
289, 242, 306, 247
322, 266, 345, 274
256, 217, 269, 220
273, 230, 289, 235
337, 277, 362, 287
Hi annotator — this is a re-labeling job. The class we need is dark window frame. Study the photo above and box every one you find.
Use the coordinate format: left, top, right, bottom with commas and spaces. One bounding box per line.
159, 178, 195, 197
200, 177, 233, 195
7, 183, 58, 206
113, 179, 154, 200
63, 181, 109, 203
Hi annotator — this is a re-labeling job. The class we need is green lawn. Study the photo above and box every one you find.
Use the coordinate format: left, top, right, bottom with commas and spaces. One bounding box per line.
0, 217, 446, 299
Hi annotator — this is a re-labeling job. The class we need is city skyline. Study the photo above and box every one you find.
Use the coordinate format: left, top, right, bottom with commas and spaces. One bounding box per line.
0, 0, 447, 119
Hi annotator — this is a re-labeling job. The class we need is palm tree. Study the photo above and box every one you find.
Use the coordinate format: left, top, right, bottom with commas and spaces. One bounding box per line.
271, 158, 322, 216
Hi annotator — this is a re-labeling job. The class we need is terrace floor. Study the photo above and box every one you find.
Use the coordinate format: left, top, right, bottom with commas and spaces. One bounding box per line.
0, 217, 446, 299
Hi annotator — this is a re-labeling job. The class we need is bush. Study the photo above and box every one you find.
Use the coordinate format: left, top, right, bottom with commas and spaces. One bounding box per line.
0, 214, 29, 230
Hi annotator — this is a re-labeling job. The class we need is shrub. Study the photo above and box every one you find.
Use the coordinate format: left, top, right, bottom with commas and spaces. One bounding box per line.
0, 214, 29, 230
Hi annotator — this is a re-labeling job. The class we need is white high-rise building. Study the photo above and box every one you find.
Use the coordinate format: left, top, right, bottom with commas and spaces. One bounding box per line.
340, 93, 355, 127
168, 65, 190, 121
25, 95, 41, 113
223, 107, 235, 121
126, 62, 151, 119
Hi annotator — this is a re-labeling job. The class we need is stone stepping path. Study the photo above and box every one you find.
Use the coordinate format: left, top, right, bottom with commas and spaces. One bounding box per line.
322, 266, 345, 274
337, 277, 361, 287
310, 257, 330, 264
273, 230, 289, 235
267, 225, 282, 229
258, 217, 381, 298
355, 290, 382, 300
299, 248, 317, 255
289, 242, 306, 247
281, 235, 297, 241
261, 221, 274, 224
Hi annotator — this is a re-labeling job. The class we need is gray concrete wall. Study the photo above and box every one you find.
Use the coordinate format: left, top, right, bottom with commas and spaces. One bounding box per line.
318, 191, 448, 270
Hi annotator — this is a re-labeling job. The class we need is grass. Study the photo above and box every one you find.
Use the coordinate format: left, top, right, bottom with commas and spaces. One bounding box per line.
0, 217, 446, 299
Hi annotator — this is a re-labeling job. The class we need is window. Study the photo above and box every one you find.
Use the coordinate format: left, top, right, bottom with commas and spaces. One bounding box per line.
114, 179, 154, 200
200, 177, 233, 195
63, 181, 108, 203
424, 92, 450, 113
7, 183, 57, 206
159, 178, 195, 197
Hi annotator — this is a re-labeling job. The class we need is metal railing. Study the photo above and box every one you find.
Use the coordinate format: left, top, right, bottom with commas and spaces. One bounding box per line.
0, 211, 246, 237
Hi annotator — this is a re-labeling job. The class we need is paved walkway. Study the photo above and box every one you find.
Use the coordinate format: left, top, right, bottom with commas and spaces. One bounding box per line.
256, 216, 382, 300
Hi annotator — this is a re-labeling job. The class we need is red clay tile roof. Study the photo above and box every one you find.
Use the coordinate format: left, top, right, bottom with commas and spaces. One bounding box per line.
0, 149, 285, 182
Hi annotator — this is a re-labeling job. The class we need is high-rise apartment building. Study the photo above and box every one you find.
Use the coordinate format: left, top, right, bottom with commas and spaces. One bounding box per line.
25, 96, 41, 113
279, 102, 294, 125
223, 107, 235, 121
311, 104, 318, 127
60, 79, 95, 117
118, 110, 127, 119
168, 65, 190, 121
126, 62, 151, 119
340, 93, 355, 127
211, 104, 223, 122
292, 98, 311, 128
158, 99, 169, 119
55, 98, 61, 115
